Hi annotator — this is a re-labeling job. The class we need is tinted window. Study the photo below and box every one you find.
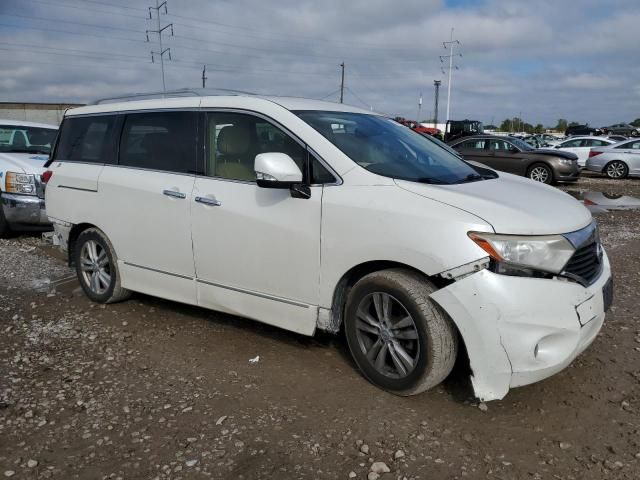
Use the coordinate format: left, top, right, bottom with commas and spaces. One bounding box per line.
206, 112, 310, 182
296, 111, 480, 185
625, 141, 640, 150
591, 140, 610, 147
55, 116, 117, 163
119, 112, 197, 173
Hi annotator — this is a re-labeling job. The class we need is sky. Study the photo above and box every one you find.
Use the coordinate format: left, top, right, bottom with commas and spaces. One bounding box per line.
0, 0, 639, 127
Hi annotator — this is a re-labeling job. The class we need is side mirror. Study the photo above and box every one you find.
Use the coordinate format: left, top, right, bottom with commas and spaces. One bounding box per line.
255, 152, 303, 189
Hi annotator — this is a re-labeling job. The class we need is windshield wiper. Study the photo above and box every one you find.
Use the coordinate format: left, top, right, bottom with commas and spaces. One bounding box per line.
460, 173, 484, 183
415, 177, 449, 184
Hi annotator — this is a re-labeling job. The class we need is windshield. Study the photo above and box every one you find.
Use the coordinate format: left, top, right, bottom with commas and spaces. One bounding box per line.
0, 125, 57, 155
508, 137, 534, 151
295, 111, 484, 184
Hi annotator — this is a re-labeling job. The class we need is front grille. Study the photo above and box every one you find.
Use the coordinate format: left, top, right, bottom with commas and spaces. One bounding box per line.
563, 240, 602, 284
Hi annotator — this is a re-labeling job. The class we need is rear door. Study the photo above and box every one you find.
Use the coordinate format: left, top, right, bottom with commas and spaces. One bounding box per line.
96, 111, 199, 304
488, 139, 528, 175
453, 138, 490, 165
621, 140, 640, 175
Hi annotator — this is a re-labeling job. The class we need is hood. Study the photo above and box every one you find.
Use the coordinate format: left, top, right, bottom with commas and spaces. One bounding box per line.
534, 149, 578, 160
0, 152, 49, 174
395, 173, 592, 235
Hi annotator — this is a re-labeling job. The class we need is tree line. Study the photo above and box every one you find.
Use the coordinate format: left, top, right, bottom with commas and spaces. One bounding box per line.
488, 118, 640, 133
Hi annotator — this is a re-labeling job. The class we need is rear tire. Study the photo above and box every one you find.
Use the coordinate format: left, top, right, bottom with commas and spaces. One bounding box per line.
344, 269, 458, 396
604, 160, 628, 179
74, 228, 131, 303
527, 163, 553, 184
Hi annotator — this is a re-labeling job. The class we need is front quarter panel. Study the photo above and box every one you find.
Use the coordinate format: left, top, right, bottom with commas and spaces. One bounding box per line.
319, 183, 492, 307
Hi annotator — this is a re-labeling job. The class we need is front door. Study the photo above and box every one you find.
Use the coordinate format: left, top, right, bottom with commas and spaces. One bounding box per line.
191, 111, 325, 335
488, 139, 528, 175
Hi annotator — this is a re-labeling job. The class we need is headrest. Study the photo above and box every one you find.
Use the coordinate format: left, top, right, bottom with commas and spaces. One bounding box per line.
218, 125, 250, 155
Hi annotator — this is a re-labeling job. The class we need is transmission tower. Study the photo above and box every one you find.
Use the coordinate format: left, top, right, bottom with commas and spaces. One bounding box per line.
146, 0, 173, 93
440, 28, 462, 122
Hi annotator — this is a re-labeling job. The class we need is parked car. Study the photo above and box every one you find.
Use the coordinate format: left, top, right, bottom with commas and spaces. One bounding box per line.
552, 136, 616, 167
565, 124, 602, 136
606, 135, 629, 143
585, 138, 640, 178
534, 133, 564, 147
601, 123, 639, 137
0, 119, 58, 237
44, 95, 611, 402
449, 134, 580, 184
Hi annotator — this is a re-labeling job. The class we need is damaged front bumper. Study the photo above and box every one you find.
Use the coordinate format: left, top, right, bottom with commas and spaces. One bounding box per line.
430, 252, 611, 401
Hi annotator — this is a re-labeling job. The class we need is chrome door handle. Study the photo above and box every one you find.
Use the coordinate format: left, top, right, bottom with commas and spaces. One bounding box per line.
195, 196, 222, 206
163, 189, 186, 199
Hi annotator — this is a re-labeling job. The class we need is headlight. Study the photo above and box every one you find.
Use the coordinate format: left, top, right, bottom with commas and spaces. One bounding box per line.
468, 232, 575, 274
559, 158, 575, 165
5, 171, 36, 195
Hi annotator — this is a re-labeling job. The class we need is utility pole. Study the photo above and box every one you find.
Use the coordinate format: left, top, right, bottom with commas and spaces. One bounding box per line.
440, 28, 462, 122
417, 92, 422, 123
339, 62, 345, 103
433, 80, 441, 128
202, 65, 207, 88
147, 0, 173, 93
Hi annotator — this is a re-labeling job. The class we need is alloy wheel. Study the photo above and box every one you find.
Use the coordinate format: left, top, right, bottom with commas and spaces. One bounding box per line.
606, 161, 626, 179
79, 240, 111, 295
529, 166, 550, 183
354, 292, 420, 379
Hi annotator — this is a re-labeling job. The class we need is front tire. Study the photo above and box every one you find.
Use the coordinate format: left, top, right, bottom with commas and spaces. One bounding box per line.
344, 269, 458, 396
604, 160, 628, 179
0, 199, 11, 238
527, 163, 553, 184
74, 228, 131, 303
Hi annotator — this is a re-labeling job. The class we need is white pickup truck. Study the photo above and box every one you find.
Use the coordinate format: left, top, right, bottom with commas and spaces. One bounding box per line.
0, 119, 58, 237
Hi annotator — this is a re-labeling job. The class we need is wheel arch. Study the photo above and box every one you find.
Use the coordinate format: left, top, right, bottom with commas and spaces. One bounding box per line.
67, 222, 101, 266
326, 260, 452, 334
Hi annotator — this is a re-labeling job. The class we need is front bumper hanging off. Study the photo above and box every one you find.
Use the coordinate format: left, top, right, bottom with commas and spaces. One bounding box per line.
430, 252, 611, 401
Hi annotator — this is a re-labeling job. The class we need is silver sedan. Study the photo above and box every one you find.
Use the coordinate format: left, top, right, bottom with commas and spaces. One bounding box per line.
585, 139, 640, 179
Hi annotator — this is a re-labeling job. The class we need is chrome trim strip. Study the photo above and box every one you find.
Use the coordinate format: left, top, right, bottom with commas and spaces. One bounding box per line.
196, 279, 309, 309
563, 220, 597, 248
57, 185, 98, 193
123, 262, 193, 280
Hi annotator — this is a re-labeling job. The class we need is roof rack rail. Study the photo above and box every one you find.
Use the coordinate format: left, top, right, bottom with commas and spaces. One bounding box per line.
92, 87, 257, 105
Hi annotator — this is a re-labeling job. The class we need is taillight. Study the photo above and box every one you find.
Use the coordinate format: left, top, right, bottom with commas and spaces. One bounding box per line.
41, 170, 53, 183
588, 151, 603, 158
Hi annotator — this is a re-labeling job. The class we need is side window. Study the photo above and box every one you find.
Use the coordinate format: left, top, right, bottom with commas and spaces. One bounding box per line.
490, 139, 510, 151
561, 139, 581, 148
591, 140, 608, 147
119, 111, 197, 174
459, 139, 485, 150
206, 112, 309, 182
55, 115, 117, 163
626, 141, 640, 150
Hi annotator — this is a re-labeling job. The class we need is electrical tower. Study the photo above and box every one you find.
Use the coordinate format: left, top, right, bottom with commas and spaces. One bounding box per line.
440, 28, 461, 122
433, 80, 441, 127
339, 62, 345, 103
147, 0, 173, 93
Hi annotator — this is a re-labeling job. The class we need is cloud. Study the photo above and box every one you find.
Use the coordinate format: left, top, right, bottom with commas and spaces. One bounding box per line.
0, 0, 638, 125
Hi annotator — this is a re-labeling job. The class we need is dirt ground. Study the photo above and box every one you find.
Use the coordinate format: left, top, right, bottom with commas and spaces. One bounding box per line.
1, 173, 640, 480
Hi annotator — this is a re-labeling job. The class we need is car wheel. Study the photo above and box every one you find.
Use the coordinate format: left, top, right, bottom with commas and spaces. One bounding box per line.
74, 228, 131, 303
527, 163, 553, 184
604, 160, 629, 179
632, 130, 640, 137
344, 269, 458, 396
0, 197, 12, 239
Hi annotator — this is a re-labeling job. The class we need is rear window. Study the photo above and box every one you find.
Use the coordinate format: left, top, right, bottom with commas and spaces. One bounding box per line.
119, 111, 198, 174
55, 115, 118, 163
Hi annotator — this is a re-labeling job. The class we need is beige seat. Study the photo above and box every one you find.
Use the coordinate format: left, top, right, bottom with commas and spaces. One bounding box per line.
215, 125, 255, 181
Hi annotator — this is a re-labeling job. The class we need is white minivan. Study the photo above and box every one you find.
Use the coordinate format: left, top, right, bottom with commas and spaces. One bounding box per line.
44, 95, 613, 401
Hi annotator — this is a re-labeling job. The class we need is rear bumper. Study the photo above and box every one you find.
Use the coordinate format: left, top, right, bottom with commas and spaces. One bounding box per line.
430, 252, 611, 401
1, 193, 51, 228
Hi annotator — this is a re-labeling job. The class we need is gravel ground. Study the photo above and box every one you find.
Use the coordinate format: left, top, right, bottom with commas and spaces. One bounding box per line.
1, 174, 640, 479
